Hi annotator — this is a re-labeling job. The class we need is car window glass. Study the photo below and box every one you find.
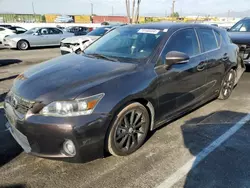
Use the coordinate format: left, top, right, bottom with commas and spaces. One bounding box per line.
84, 27, 165, 62
198, 28, 218, 52
230, 20, 250, 32
164, 28, 200, 57
16, 27, 26, 32
214, 31, 221, 47
48, 28, 62, 34
87, 27, 111, 36
40, 28, 49, 35
0, 28, 5, 31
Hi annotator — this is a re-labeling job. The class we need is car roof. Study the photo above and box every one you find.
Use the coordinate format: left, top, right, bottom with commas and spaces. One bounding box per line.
125, 22, 220, 31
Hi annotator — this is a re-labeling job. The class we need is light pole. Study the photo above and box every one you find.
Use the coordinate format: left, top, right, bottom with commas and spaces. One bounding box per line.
112, 6, 114, 16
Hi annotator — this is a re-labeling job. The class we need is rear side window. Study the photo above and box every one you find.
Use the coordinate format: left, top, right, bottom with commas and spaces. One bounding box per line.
197, 28, 218, 52
214, 31, 221, 47
164, 28, 200, 57
48, 28, 63, 34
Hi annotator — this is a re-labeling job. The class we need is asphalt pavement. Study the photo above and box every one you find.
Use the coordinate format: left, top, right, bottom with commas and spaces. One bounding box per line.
1, 48, 250, 188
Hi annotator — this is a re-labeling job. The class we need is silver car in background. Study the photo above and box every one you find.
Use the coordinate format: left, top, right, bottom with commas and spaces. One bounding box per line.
3, 27, 74, 50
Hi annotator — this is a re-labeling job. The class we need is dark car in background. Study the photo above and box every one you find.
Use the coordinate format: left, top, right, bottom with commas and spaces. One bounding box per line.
0, 24, 12, 29
228, 17, 250, 65
65, 26, 93, 36
4, 23, 245, 162
8, 26, 27, 34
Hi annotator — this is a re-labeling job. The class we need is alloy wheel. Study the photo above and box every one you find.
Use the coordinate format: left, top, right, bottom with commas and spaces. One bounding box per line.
219, 69, 236, 100
108, 103, 150, 156
114, 110, 147, 151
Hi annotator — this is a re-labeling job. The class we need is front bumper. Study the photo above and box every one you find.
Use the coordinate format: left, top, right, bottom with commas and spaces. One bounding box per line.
60, 46, 73, 55
4, 102, 111, 161
3, 39, 17, 48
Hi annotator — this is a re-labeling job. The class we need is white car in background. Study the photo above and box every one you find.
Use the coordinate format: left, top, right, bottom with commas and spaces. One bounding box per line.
55, 15, 74, 23
0, 26, 27, 44
60, 26, 119, 55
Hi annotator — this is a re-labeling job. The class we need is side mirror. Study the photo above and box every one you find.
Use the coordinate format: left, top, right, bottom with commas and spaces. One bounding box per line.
165, 51, 190, 68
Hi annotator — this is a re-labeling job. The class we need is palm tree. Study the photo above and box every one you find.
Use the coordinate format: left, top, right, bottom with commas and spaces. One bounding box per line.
125, 0, 141, 23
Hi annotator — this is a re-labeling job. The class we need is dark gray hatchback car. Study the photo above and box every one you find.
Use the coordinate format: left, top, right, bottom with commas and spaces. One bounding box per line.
4, 23, 245, 162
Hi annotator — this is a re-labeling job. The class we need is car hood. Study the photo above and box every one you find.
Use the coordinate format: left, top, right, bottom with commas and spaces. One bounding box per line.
62, 35, 100, 44
228, 32, 250, 45
6, 33, 28, 39
12, 54, 136, 103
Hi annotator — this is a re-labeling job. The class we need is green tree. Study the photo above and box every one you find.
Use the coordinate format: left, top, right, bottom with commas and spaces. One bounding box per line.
171, 12, 179, 18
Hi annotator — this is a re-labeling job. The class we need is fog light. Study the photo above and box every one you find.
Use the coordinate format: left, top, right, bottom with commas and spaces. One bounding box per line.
63, 140, 76, 156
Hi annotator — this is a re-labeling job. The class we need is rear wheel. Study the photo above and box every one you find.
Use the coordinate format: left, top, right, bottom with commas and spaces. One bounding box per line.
218, 69, 236, 100
107, 102, 150, 156
17, 40, 29, 50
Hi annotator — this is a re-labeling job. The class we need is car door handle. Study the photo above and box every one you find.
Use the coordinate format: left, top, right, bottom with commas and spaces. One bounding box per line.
197, 63, 207, 71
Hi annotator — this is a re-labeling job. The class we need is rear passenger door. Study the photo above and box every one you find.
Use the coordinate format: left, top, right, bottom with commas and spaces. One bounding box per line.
155, 28, 207, 122
196, 28, 225, 95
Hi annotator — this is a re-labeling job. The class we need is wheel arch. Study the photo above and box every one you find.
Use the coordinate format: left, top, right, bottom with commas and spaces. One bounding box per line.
17, 39, 30, 49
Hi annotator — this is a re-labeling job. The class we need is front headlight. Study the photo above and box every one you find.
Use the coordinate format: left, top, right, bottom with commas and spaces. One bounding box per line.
40, 93, 104, 117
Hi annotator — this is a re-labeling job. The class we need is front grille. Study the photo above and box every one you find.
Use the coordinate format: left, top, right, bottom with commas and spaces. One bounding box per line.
9, 92, 35, 114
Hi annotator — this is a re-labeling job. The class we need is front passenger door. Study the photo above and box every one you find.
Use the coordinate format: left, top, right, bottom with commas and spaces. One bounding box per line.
155, 28, 207, 122
48, 28, 63, 45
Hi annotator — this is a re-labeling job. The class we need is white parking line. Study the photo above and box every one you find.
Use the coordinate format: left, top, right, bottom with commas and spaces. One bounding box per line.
156, 113, 250, 188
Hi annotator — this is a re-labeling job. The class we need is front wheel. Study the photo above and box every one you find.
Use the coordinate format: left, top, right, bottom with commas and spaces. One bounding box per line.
17, 40, 29, 50
107, 102, 150, 156
218, 69, 236, 100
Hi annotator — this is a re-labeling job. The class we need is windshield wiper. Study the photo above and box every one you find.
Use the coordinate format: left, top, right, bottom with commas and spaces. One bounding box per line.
87, 53, 119, 62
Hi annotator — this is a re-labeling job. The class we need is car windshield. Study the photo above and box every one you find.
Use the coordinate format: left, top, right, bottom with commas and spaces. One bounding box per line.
87, 27, 111, 36
25, 27, 39, 34
229, 20, 250, 32
84, 27, 165, 63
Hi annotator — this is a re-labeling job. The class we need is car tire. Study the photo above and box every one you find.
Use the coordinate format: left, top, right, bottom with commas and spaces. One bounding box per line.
107, 102, 150, 156
218, 69, 236, 100
17, 40, 29, 50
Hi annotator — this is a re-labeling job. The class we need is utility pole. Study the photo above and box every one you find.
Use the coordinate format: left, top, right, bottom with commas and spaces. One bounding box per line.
172, 0, 176, 16
91, 3, 94, 16
227, 10, 230, 21
165, 10, 167, 17
32, 1, 36, 22
32, 2, 35, 14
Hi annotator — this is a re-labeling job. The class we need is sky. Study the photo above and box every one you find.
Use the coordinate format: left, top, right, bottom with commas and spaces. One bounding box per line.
0, 0, 249, 16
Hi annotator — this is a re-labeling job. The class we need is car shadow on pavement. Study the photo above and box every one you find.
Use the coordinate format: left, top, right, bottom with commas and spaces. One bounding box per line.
26, 46, 59, 51
0, 59, 22, 67
0, 75, 18, 82
0, 108, 22, 167
0, 184, 27, 188
181, 110, 249, 188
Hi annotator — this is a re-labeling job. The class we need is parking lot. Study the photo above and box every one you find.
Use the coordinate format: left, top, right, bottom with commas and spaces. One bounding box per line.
0, 47, 250, 188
